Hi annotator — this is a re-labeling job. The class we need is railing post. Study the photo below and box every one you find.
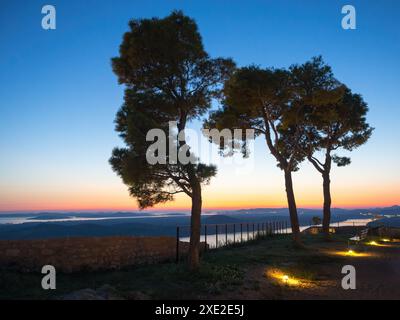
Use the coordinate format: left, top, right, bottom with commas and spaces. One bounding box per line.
216, 225, 218, 248
225, 224, 228, 246
241, 223, 243, 242
262, 222, 264, 236
204, 225, 207, 252
176, 226, 180, 263
252, 223, 255, 239
257, 223, 260, 238
233, 224, 236, 243
247, 223, 249, 241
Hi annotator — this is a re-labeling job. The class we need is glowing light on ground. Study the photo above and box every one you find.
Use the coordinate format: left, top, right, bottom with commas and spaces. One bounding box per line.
366, 241, 391, 247
265, 269, 313, 288
329, 250, 373, 257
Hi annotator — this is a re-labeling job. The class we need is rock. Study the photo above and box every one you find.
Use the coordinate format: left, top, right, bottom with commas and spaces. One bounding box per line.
97, 284, 123, 300
62, 284, 124, 300
124, 291, 151, 300
62, 288, 105, 300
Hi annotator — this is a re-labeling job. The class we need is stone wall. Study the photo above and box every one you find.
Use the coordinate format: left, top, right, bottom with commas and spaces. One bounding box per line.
0, 236, 193, 273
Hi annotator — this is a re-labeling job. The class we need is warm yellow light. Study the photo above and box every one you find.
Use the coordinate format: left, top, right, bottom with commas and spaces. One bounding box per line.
381, 239, 390, 242
265, 269, 310, 287
329, 250, 372, 257
347, 250, 355, 255
366, 240, 390, 247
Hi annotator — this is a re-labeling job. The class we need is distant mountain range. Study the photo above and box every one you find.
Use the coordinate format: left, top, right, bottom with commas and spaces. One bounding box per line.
0, 205, 398, 240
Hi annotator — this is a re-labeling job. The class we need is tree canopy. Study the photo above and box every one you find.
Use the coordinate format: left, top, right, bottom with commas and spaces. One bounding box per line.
110, 11, 235, 209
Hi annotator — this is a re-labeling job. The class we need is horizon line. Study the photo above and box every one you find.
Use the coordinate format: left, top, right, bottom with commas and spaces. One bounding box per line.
1, 204, 398, 214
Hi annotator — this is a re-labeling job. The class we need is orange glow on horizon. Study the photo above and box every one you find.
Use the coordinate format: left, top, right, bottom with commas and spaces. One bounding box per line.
1, 198, 398, 213
1, 180, 399, 212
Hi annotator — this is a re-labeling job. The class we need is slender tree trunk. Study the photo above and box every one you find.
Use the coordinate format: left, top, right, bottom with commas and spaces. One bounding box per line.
177, 119, 203, 270
284, 169, 301, 245
188, 182, 202, 270
322, 171, 332, 239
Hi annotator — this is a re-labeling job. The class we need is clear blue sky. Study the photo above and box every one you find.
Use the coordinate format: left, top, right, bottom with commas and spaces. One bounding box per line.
0, 0, 399, 212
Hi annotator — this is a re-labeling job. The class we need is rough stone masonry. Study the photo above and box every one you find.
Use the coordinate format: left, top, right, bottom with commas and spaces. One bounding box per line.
0, 236, 193, 272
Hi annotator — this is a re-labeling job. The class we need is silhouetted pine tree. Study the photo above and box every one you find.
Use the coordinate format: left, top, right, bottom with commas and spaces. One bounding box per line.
110, 11, 234, 269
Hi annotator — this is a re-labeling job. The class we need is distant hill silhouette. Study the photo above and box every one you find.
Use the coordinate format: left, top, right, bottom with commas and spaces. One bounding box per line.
0, 206, 398, 240
203, 215, 243, 224
368, 217, 400, 228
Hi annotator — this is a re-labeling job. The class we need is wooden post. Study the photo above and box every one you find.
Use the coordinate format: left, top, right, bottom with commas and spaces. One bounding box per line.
241, 223, 243, 242
233, 224, 236, 243
247, 223, 249, 241
252, 223, 255, 239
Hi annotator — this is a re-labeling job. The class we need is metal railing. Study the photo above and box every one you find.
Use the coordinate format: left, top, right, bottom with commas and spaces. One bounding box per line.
176, 220, 289, 263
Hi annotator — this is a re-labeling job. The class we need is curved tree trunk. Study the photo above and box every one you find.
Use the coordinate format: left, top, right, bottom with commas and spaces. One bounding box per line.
188, 180, 202, 271
284, 169, 301, 245
322, 172, 332, 240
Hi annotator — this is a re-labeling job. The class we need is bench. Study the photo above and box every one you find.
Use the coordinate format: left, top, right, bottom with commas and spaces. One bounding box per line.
349, 228, 369, 243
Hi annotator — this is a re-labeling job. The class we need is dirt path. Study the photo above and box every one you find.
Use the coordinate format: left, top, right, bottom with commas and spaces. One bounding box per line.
216, 243, 400, 300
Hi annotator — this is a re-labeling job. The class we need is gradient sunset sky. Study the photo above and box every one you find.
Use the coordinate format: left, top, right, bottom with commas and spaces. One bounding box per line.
1, 0, 399, 212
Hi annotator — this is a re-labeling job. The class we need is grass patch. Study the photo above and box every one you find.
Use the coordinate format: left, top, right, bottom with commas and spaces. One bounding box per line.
0, 234, 348, 299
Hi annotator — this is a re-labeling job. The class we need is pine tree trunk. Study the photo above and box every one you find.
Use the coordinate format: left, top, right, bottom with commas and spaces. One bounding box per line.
284, 169, 301, 245
177, 120, 203, 271
322, 172, 332, 239
188, 182, 202, 271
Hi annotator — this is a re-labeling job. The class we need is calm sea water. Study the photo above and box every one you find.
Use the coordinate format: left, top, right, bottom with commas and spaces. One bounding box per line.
0, 213, 192, 225
179, 218, 373, 248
